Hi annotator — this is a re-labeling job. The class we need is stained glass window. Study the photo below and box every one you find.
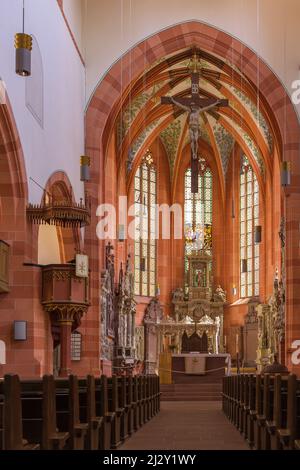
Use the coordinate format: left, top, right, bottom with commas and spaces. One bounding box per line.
240, 155, 259, 298
184, 160, 213, 273
134, 151, 157, 296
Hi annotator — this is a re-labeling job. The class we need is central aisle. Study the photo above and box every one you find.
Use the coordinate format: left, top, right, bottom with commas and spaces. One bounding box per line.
120, 402, 249, 450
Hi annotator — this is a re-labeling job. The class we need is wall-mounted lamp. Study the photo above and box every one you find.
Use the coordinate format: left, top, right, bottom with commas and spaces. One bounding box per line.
15, 2, 32, 76
254, 225, 262, 243
281, 161, 291, 186
118, 224, 125, 242
241, 259, 248, 273
232, 285, 237, 295
13, 320, 27, 341
80, 155, 91, 181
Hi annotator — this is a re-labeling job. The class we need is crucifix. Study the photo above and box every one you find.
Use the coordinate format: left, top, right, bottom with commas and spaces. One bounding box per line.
161, 56, 229, 192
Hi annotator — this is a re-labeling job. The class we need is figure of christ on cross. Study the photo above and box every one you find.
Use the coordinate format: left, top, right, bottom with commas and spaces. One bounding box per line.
169, 95, 222, 162
161, 72, 229, 192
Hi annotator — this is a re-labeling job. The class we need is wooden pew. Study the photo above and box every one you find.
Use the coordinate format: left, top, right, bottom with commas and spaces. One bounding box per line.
247, 374, 256, 448
226, 375, 233, 421
139, 376, 145, 426
151, 376, 157, 417
149, 376, 154, 418
233, 375, 239, 426
238, 375, 245, 432
11, 377, 68, 450
258, 374, 273, 450
108, 376, 123, 449
222, 376, 227, 416
87, 375, 104, 450
94, 375, 113, 450
253, 374, 263, 450
3, 374, 40, 450
265, 374, 284, 450
242, 375, 250, 439
144, 375, 150, 422
127, 376, 134, 436
133, 376, 141, 432
152, 375, 158, 415
156, 375, 161, 413
277, 374, 300, 450
119, 376, 128, 443
0, 380, 3, 450
42, 375, 69, 450
55, 375, 88, 449
78, 375, 104, 450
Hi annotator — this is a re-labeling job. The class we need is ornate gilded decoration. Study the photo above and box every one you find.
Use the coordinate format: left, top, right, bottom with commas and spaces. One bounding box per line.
160, 118, 182, 176
212, 121, 234, 175
228, 85, 273, 153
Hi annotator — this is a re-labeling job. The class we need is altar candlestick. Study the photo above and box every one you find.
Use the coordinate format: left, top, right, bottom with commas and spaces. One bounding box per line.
236, 333, 239, 354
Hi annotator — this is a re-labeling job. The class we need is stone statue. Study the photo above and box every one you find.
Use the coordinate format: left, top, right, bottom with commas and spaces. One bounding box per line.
172, 287, 184, 302
213, 285, 226, 303
278, 217, 285, 248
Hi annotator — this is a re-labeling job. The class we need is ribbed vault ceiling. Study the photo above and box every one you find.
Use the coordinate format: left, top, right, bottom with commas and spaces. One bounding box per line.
116, 47, 274, 186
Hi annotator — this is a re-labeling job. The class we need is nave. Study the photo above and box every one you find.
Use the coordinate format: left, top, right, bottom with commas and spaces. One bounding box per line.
1, 1, 300, 455
120, 401, 248, 450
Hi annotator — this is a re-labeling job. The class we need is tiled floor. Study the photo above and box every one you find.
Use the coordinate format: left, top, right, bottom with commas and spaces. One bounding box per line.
120, 402, 249, 450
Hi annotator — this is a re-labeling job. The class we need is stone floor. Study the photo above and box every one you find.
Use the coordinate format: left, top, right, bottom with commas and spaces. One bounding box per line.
120, 402, 250, 450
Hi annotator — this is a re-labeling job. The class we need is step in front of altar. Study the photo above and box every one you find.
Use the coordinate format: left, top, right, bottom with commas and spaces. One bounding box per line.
160, 383, 222, 401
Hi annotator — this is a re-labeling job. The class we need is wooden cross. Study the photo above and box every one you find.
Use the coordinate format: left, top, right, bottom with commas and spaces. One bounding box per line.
161, 68, 229, 192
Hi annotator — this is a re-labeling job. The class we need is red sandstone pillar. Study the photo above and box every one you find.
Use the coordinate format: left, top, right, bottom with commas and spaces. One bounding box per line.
59, 321, 72, 377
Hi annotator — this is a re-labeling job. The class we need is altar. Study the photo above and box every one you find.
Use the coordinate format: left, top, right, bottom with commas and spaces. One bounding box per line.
172, 353, 231, 381
144, 249, 229, 375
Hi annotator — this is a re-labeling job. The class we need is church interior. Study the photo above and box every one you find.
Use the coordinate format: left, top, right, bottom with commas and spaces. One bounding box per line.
0, 0, 300, 452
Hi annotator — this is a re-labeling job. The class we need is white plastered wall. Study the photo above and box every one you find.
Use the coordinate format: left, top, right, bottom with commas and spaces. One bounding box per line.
0, 0, 85, 204
84, 0, 300, 119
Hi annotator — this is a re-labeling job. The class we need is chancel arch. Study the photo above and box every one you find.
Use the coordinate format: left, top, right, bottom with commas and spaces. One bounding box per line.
85, 20, 300, 376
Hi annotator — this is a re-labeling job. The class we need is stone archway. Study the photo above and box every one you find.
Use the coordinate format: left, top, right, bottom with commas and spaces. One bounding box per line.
0, 94, 53, 377
85, 21, 300, 375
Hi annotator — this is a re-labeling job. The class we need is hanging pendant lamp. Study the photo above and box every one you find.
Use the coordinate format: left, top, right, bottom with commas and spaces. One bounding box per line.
80, 155, 91, 181
281, 161, 291, 186
15, 1, 32, 76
